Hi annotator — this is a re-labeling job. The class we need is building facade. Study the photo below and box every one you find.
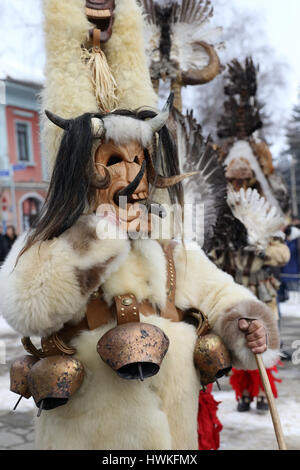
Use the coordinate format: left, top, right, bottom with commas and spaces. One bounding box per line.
0, 78, 48, 234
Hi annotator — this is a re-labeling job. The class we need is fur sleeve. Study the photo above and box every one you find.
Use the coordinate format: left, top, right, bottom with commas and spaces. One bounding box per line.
0, 215, 130, 338
174, 242, 280, 370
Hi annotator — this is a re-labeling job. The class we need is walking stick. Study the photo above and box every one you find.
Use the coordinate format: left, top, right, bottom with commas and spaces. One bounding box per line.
255, 354, 287, 450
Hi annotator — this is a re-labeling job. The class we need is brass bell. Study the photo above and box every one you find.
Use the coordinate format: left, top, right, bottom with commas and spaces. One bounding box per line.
10, 355, 39, 410
27, 355, 84, 415
97, 322, 169, 381
191, 311, 232, 387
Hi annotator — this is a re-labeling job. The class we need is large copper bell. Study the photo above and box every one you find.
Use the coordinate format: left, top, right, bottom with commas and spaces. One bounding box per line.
10, 355, 39, 410
97, 322, 169, 381
192, 311, 232, 387
27, 355, 84, 415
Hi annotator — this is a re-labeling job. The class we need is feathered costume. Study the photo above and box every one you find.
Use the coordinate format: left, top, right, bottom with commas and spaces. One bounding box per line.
0, 5, 281, 450
139, 0, 222, 111
211, 58, 290, 410
139, 1, 226, 447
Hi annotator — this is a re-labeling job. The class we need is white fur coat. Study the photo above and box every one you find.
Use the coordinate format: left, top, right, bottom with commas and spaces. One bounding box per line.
0, 215, 279, 450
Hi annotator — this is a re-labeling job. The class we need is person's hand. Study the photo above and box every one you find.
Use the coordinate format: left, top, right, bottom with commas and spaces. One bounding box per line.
238, 319, 267, 355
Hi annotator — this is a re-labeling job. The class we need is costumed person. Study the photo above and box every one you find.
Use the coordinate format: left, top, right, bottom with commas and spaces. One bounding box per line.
174, 110, 227, 450
211, 57, 290, 413
1, 95, 280, 450
0, 2, 280, 450
140, 0, 225, 448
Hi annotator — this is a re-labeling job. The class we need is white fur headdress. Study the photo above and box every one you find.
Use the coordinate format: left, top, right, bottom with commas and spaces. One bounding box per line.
42, 0, 158, 172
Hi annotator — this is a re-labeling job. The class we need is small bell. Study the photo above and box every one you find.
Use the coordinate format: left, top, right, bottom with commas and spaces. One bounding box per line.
27, 355, 84, 412
97, 322, 169, 381
191, 310, 232, 387
10, 355, 39, 409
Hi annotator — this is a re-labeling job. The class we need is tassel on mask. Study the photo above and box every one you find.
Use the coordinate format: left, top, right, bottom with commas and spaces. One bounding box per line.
82, 28, 118, 113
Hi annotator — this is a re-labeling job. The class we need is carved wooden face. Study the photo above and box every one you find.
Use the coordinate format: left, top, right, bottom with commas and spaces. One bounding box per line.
86, 0, 115, 42
225, 157, 255, 191
94, 140, 151, 234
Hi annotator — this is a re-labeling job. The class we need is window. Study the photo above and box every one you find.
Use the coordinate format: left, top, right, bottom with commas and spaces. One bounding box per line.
15, 121, 32, 163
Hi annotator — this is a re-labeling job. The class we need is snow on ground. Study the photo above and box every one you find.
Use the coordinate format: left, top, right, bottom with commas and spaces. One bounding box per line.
214, 387, 300, 450
280, 293, 300, 318
0, 315, 35, 412
0, 305, 300, 449
0, 317, 15, 336
0, 374, 35, 413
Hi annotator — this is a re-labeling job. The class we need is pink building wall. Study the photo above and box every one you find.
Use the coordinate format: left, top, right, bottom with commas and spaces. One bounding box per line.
1, 104, 47, 234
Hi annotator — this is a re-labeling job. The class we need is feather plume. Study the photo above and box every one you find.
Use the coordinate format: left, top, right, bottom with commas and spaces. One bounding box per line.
173, 109, 226, 246
218, 58, 263, 139
139, 0, 222, 79
227, 187, 284, 251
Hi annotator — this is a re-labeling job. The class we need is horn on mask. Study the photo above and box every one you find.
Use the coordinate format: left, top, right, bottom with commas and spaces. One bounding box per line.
147, 93, 174, 134
91, 163, 112, 189
45, 110, 70, 130
146, 154, 198, 189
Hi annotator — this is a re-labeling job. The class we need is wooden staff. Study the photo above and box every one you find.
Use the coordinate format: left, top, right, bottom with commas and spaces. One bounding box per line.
255, 354, 287, 450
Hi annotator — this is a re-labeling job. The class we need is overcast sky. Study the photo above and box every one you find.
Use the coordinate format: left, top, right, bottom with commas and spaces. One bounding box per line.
1, 1, 299, 95
229, 0, 300, 103
0, 0, 299, 118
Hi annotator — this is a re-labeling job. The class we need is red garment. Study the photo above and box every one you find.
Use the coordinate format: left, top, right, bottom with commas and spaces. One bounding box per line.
198, 384, 223, 450
230, 365, 282, 400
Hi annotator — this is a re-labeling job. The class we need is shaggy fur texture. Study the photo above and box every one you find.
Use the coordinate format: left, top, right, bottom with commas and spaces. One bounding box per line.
0, 216, 130, 337
0, 215, 280, 449
35, 315, 199, 450
102, 0, 157, 109
42, 0, 158, 172
213, 300, 280, 370
100, 115, 154, 147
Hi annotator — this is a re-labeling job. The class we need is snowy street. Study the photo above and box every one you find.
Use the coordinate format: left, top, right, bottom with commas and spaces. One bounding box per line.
0, 301, 300, 451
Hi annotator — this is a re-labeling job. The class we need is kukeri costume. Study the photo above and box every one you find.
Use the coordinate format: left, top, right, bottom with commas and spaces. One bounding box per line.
140, 1, 225, 448
211, 58, 290, 412
2, 97, 280, 450
0, 5, 279, 450
140, 0, 222, 112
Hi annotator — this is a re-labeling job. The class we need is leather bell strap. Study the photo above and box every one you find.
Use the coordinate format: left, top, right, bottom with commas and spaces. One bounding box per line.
115, 294, 140, 325
39, 243, 180, 357
160, 241, 184, 322
92, 28, 101, 52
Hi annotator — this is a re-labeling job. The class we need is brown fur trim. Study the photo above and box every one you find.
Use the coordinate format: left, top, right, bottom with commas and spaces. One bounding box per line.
76, 259, 114, 295
64, 215, 99, 253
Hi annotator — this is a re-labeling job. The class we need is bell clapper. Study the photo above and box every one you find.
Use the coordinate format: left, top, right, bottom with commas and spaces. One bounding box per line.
13, 396, 23, 411
37, 400, 44, 418
215, 379, 222, 391
138, 363, 144, 382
